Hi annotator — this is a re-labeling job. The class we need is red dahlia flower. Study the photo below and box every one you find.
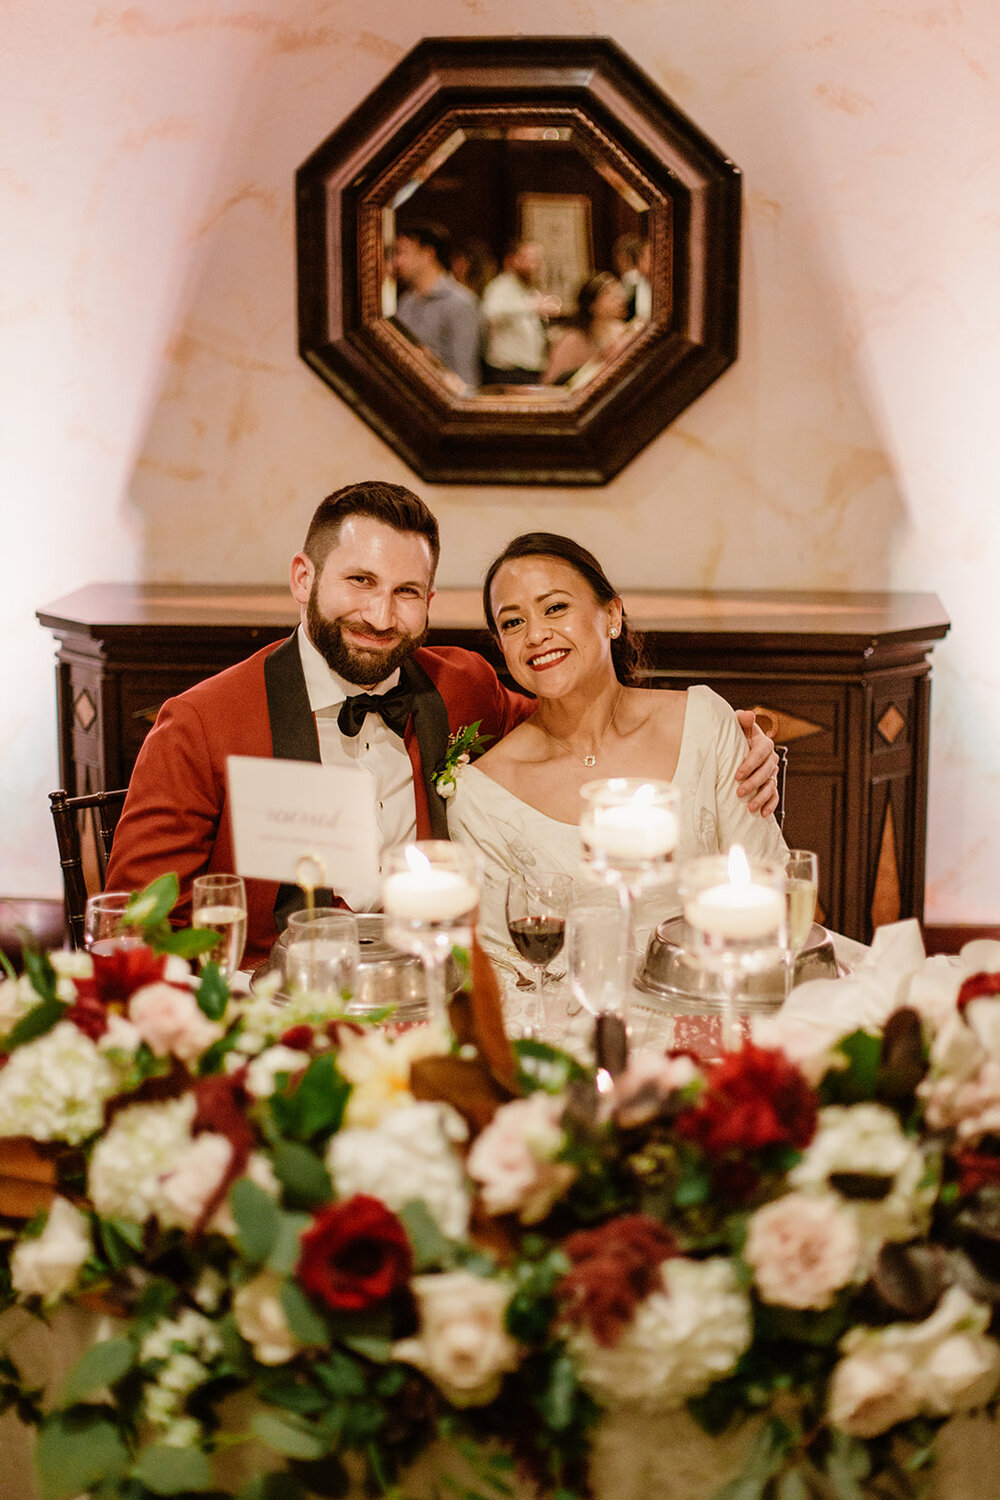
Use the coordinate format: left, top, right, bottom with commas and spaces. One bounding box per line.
297, 1194, 412, 1313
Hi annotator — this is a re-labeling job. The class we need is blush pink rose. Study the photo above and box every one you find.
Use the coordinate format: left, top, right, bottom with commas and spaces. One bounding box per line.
466, 1092, 575, 1224
128, 983, 223, 1062
744, 1192, 861, 1311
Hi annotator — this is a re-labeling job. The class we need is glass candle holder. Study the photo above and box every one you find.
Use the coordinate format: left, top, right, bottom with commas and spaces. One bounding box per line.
678, 847, 786, 1049
382, 842, 480, 1029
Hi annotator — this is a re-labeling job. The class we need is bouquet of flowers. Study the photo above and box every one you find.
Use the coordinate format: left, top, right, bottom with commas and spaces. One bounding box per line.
2, 878, 1000, 1500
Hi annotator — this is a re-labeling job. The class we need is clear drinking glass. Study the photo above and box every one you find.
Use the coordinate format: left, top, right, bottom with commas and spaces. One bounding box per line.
383, 842, 480, 1029
505, 872, 573, 1037
782, 849, 819, 997
283, 913, 359, 1005
83, 891, 138, 953
566, 891, 632, 1025
191, 874, 248, 978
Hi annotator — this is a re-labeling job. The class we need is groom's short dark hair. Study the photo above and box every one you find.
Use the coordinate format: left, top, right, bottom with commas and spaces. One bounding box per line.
304, 481, 440, 576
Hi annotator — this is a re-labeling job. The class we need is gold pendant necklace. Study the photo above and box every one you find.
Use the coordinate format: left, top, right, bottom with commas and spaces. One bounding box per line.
540, 686, 624, 767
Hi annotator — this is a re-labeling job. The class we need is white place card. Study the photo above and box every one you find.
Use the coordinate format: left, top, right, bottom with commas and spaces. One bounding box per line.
226, 755, 379, 901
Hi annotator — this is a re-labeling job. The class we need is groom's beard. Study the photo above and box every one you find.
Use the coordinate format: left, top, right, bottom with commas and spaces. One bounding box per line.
306, 586, 428, 686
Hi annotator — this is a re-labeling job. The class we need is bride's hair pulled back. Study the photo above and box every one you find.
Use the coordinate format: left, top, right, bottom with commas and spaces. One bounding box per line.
482, 532, 642, 685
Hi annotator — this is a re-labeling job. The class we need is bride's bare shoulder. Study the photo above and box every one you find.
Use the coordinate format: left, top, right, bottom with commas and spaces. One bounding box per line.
472, 720, 545, 783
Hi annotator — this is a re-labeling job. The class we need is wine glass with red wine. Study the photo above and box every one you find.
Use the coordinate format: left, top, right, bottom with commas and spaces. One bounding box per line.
505, 872, 573, 1037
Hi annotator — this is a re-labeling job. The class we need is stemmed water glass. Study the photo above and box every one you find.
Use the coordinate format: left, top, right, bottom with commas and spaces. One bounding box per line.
504, 872, 573, 1037
283, 913, 359, 1008
191, 874, 248, 979
383, 842, 480, 1030
566, 890, 631, 1026
83, 891, 138, 954
782, 850, 819, 998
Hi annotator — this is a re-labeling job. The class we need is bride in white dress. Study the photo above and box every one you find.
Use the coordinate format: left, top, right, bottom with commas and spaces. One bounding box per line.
447, 532, 787, 960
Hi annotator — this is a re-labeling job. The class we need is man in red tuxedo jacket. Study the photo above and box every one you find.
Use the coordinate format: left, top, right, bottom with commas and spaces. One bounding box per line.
107, 481, 778, 970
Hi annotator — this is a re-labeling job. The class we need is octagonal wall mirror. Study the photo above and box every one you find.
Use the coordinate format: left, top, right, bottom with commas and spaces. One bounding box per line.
296, 37, 741, 485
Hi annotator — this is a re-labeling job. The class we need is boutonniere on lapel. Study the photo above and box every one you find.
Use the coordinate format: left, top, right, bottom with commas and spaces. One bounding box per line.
434, 720, 492, 799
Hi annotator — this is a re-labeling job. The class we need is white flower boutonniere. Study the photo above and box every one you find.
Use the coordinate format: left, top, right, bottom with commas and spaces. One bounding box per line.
434, 720, 492, 799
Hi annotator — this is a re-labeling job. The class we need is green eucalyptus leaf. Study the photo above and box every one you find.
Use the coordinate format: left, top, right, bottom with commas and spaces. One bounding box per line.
271, 1140, 333, 1208
400, 1197, 455, 1271
251, 1409, 327, 1460
160, 928, 222, 961
266, 1211, 311, 1277
196, 960, 230, 1019
35, 1409, 130, 1500
4, 994, 66, 1051
61, 1337, 135, 1405
131, 1443, 214, 1493
315, 1349, 368, 1399
125, 874, 178, 930
280, 1280, 330, 1345
230, 1178, 281, 1265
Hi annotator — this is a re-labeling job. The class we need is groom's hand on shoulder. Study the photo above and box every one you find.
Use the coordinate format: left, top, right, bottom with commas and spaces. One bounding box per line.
734, 709, 780, 817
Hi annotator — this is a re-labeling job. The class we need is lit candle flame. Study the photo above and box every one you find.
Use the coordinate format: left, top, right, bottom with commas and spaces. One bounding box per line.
726, 844, 750, 886
404, 845, 433, 876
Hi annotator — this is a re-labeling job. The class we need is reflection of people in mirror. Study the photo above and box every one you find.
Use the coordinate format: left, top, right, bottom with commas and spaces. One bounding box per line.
481, 241, 562, 385
542, 272, 629, 386
394, 223, 482, 389
613, 234, 652, 323
450, 238, 498, 300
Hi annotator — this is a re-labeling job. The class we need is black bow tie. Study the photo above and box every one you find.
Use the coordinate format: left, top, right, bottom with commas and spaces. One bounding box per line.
337, 682, 414, 738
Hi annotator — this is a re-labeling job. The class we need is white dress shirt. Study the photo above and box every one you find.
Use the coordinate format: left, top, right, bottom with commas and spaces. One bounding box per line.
296, 626, 417, 898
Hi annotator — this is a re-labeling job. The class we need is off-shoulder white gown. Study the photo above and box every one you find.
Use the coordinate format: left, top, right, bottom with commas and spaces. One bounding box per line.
448, 685, 789, 962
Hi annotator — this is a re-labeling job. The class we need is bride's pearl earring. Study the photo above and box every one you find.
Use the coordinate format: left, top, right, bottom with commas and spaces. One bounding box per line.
610, 626, 620, 638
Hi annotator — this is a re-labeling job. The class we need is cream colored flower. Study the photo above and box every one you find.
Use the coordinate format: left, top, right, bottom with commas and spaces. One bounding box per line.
10, 1197, 91, 1302
745, 1192, 861, 1310
128, 982, 223, 1062
394, 1272, 520, 1406
336, 1023, 450, 1128
234, 1269, 302, 1365
160, 1133, 234, 1230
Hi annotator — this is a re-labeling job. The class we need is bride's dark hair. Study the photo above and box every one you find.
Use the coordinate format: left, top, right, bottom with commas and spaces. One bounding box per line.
482, 532, 642, 685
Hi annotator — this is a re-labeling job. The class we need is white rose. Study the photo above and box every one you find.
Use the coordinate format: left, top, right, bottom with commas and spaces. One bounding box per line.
10, 1197, 91, 1302
904, 956, 962, 1031
327, 1100, 469, 1239
336, 1023, 450, 1128
128, 983, 223, 1062
965, 998, 1000, 1064
467, 1092, 576, 1224
745, 1193, 861, 1310
394, 1272, 520, 1406
922, 1333, 1000, 1416
828, 1348, 922, 1437
234, 1269, 302, 1365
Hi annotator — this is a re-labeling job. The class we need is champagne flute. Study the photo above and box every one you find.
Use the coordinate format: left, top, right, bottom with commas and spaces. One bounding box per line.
782, 850, 819, 998
191, 874, 247, 978
505, 872, 573, 1037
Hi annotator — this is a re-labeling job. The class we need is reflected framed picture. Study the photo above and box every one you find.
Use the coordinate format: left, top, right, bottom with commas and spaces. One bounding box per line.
518, 192, 593, 311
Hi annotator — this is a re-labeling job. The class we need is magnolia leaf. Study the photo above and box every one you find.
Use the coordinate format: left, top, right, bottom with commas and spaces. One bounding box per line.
870, 1241, 948, 1322
877, 1006, 927, 1100
271, 1140, 333, 1209
410, 1054, 511, 1134
130, 1443, 214, 1494
230, 1178, 281, 1265
195, 961, 230, 1019
280, 1279, 330, 1345
594, 1013, 628, 1078
35, 1409, 130, 1500
251, 1409, 327, 1461
61, 1337, 135, 1405
399, 1197, 455, 1271
125, 873, 178, 930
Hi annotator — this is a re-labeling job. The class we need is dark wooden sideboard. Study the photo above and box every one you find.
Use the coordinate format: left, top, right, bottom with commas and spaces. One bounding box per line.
37, 584, 950, 944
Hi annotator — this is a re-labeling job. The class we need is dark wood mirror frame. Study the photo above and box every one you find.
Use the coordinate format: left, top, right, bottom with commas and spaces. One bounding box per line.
296, 37, 741, 486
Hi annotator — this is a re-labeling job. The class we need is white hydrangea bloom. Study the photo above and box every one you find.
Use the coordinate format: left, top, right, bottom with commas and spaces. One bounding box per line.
327, 1100, 470, 1238
230, 984, 339, 1058
89, 1094, 198, 1224
568, 1257, 753, 1411
790, 1103, 934, 1262
0, 1021, 119, 1143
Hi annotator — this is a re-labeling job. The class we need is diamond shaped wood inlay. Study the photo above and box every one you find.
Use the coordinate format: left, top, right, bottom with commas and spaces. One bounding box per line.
877, 705, 906, 744
74, 690, 96, 732
751, 706, 824, 744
